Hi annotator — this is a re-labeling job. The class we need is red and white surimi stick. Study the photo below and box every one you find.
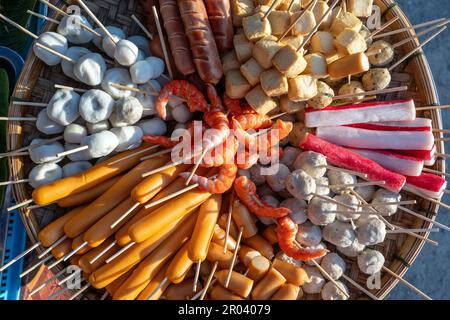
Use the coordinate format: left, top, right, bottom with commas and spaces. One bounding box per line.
345, 147, 424, 177
305, 100, 416, 128
316, 126, 435, 151
393, 145, 436, 161
346, 118, 432, 132
404, 172, 447, 199
300, 133, 406, 192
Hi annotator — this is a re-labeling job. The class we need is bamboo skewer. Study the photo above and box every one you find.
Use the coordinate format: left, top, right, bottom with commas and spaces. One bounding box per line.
27, 10, 60, 24
0, 117, 37, 121
200, 261, 218, 300
12, 101, 47, 107
416, 104, 450, 111
144, 183, 200, 209
20, 255, 53, 278
147, 277, 169, 300
422, 167, 450, 178
224, 226, 244, 288
358, 200, 417, 207
224, 193, 234, 254
381, 266, 432, 300
7, 199, 33, 212
0, 179, 30, 186
37, 235, 68, 259
108, 145, 159, 165
373, 17, 448, 40
392, 19, 450, 49
56, 145, 89, 158
152, 6, 173, 79
192, 261, 202, 293
110, 202, 140, 229
140, 148, 172, 161
0, 242, 41, 272
310, 258, 350, 299
398, 206, 450, 232
89, 240, 118, 264
35, 42, 77, 63
366, 17, 399, 40
131, 14, 153, 40
54, 84, 88, 93
28, 267, 68, 298
0, 13, 39, 39
278, 0, 319, 42
328, 181, 386, 188
386, 228, 439, 234
76, 0, 116, 43
69, 283, 91, 300
105, 242, 135, 264
332, 86, 408, 101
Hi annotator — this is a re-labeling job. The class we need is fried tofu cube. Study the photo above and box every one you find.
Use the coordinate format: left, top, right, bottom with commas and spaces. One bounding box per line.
245, 85, 278, 115
234, 34, 254, 62
330, 11, 363, 36
280, 35, 304, 50
226, 70, 252, 99
268, 11, 291, 37
260, 69, 288, 97
348, 0, 374, 17
280, 95, 307, 114
277, 0, 294, 10
231, 0, 255, 27
253, 36, 283, 69
310, 31, 334, 54
272, 45, 307, 78
222, 51, 241, 74
335, 28, 367, 55
290, 10, 316, 36
288, 75, 318, 101
303, 53, 328, 78
240, 58, 264, 86
243, 12, 272, 42
312, 1, 331, 25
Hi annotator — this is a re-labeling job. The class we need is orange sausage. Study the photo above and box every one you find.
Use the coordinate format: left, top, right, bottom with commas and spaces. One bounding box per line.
69, 254, 81, 266
166, 242, 194, 284
238, 245, 262, 266
136, 264, 171, 300
165, 279, 203, 300
214, 270, 254, 298
231, 200, 258, 238
64, 154, 170, 238
113, 213, 197, 300
105, 267, 136, 296
271, 283, 300, 300
37, 206, 84, 247
218, 212, 239, 239
211, 224, 237, 251
83, 197, 143, 248
78, 237, 120, 274
57, 176, 121, 208
188, 194, 222, 262
51, 238, 72, 259
262, 225, 278, 244
242, 234, 274, 260
71, 233, 90, 254
210, 284, 244, 300
246, 255, 271, 282
32, 145, 158, 205
272, 258, 308, 286
251, 267, 286, 300
206, 242, 234, 268
128, 188, 211, 243
131, 163, 190, 204
89, 211, 195, 289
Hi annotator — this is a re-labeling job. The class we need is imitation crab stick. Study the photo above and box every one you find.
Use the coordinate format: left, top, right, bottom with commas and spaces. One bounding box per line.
300, 133, 406, 192
394, 144, 437, 162
345, 147, 424, 177
305, 100, 415, 128
404, 172, 447, 199
346, 118, 432, 132
32, 145, 158, 205
64, 154, 170, 238
316, 126, 434, 151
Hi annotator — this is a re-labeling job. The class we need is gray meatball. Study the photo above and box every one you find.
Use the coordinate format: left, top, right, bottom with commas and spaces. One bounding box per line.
266, 163, 291, 192
357, 249, 385, 275
109, 96, 143, 127
371, 189, 401, 216
36, 109, 64, 135
74, 53, 106, 86
79, 89, 114, 124
101, 68, 136, 100
323, 221, 356, 248
334, 194, 361, 222
293, 151, 327, 178
354, 180, 376, 202
65, 143, 92, 161
321, 281, 349, 300
57, 14, 93, 44
261, 195, 280, 208
114, 39, 139, 66
280, 146, 301, 169
367, 40, 394, 67
356, 216, 386, 245
286, 169, 316, 201
320, 253, 346, 280
29, 163, 63, 188
296, 222, 322, 246
62, 46, 91, 79
33, 32, 68, 66
362, 68, 391, 91
86, 120, 110, 134
280, 198, 307, 224
137, 117, 167, 136
62, 161, 92, 177
64, 123, 87, 144
29, 139, 64, 164
315, 176, 330, 196
302, 266, 326, 294
80, 131, 119, 158
307, 81, 334, 109
47, 89, 80, 126
110, 126, 143, 152
327, 170, 357, 194
336, 238, 365, 258
257, 184, 277, 198
307, 196, 336, 226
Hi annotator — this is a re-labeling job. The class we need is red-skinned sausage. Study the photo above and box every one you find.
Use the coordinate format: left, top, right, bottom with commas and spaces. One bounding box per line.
204, 0, 233, 52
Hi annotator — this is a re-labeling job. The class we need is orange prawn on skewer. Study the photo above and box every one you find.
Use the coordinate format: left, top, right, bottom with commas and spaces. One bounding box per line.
180, 164, 238, 194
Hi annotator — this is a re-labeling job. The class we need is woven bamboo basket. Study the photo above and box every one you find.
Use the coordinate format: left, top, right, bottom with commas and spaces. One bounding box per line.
6, 0, 445, 300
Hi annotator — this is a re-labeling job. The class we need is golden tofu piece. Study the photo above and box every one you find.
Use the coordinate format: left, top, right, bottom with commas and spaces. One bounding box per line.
310, 31, 334, 54
253, 36, 283, 69
348, 0, 374, 17
260, 69, 288, 97
330, 12, 363, 36
277, 0, 294, 10
231, 0, 255, 27
226, 70, 252, 99
240, 58, 264, 86
280, 95, 306, 114
335, 28, 367, 55
234, 34, 254, 62
254, 5, 271, 14
312, 1, 330, 24
273, 45, 307, 78
280, 35, 304, 50
290, 10, 316, 36
245, 85, 278, 115
303, 53, 328, 78
288, 75, 317, 101
268, 11, 291, 36
328, 52, 370, 80
243, 13, 272, 42
222, 51, 241, 74
321, 7, 343, 30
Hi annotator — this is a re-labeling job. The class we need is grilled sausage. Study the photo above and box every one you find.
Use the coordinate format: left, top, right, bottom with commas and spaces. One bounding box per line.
204, 0, 234, 52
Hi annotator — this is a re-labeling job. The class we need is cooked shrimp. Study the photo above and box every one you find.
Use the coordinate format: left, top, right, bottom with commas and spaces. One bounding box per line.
231, 113, 273, 131
180, 164, 238, 194
142, 135, 179, 149
201, 136, 238, 168
223, 95, 254, 116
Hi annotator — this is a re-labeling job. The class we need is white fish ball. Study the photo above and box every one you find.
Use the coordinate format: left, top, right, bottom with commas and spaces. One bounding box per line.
296, 221, 322, 246
33, 32, 68, 66
109, 96, 143, 127
79, 89, 114, 123
101, 68, 136, 99
80, 131, 119, 158
86, 120, 110, 134
29, 139, 64, 164
29, 163, 62, 188
93, 26, 126, 50
114, 39, 139, 66
137, 117, 167, 136
47, 89, 80, 126
302, 266, 326, 294
323, 221, 356, 248
357, 249, 385, 275
320, 253, 346, 280
36, 109, 64, 135
62, 161, 92, 177
170, 103, 192, 123
321, 281, 349, 300
61, 46, 91, 79
65, 143, 92, 161
110, 126, 143, 152
280, 198, 307, 224
127, 35, 151, 56
64, 123, 87, 144
57, 14, 93, 44
102, 33, 122, 58
74, 53, 106, 86
145, 56, 165, 78
130, 60, 154, 84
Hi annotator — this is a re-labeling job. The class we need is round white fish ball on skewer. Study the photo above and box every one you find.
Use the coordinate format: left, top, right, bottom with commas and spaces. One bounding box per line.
338, 81, 365, 103
86, 120, 110, 134
33, 32, 68, 66
137, 117, 167, 136
109, 96, 143, 127
356, 216, 386, 246
36, 109, 64, 135
61, 46, 91, 79
127, 35, 151, 56
293, 151, 327, 178
307, 196, 336, 226
64, 123, 87, 144
29, 139, 64, 164
46, 89, 80, 126
29, 163, 63, 188
280, 146, 301, 169
257, 183, 277, 198
296, 222, 322, 247
286, 169, 316, 201
357, 249, 385, 275
130, 60, 154, 84
321, 281, 349, 300
323, 221, 356, 248
110, 126, 143, 152
302, 266, 326, 294
371, 189, 401, 216
334, 193, 361, 222
367, 40, 395, 67
266, 163, 291, 192
80, 131, 119, 158
362, 68, 391, 91
57, 14, 93, 44
280, 198, 307, 225
170, 103, 192, 124
79, 89, 115, 124
315, 176, 330, 196
102, 34, 122, 58
320, 253, 346, 280
259, 195, 279, 226
146, 56, 165, 78
354, 179, 376, 201
65, 143, 92, 161
336, 238, 365, 258
327, 170, 357, 195
136, 80, 161, 116
114, 39, 139, 66
101, 68, 137, 99
62, 161, 92, 177
74, 53, 106, 86
136, 49, 146, 61
93, 26, 126, 50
